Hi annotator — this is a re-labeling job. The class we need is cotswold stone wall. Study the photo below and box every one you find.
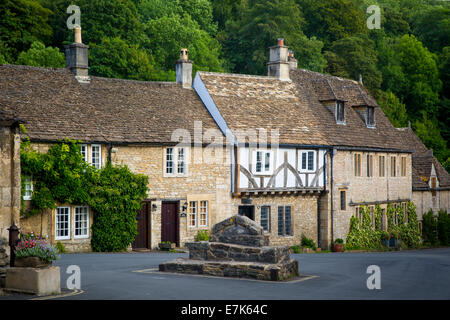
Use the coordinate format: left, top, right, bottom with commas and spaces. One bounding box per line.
320, 150, 413, 249
111, 145, 234, 248
413, 190, 450, 220
0, 124, 21, 262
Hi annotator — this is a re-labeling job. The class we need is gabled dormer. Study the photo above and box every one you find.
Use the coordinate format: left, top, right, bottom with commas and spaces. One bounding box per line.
312, 79, 347, 125
352, 85, 377, 128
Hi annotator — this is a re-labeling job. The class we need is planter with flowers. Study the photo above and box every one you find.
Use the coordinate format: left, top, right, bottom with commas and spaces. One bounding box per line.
332, 238, 345, 252
381, 231, 390, 247
14, 233, 59, 268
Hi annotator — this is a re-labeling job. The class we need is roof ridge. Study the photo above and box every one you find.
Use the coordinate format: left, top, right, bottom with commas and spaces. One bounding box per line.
198, 71, 278, 81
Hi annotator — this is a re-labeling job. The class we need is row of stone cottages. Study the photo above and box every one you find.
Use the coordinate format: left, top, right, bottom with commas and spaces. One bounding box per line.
0, 31, 449, 253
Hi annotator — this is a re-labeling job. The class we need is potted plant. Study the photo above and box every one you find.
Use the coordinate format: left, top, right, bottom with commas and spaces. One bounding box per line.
381, 231, 390, 247
159, 241, 175, 251
333, 238, 345, 252
389, 230, 399, 248
301, 235, 317, 253
14, 233, 59, 268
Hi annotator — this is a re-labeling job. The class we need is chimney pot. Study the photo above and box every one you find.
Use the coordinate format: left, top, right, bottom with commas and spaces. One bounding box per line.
277, 38, 284, 46
180, 48, 189, 61
74, 26, 82, 44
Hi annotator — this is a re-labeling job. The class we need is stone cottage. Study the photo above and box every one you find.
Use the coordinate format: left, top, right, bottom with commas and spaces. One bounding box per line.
0, 30, 448, 252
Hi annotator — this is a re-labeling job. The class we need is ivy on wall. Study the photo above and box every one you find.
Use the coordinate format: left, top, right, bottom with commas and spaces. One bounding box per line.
20, 138, 149, 252
346, 202, 421, 250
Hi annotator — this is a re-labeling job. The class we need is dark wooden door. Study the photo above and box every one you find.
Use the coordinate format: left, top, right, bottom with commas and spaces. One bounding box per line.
161, 202, 179, 246
132, 202, 150, 249
238, 205, 255, 220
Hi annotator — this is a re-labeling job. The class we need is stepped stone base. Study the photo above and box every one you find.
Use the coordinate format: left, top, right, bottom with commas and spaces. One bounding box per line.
159, 258, 299, 281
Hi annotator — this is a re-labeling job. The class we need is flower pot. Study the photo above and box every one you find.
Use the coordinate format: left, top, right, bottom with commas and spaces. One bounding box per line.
382, 239, 389, 247
333, 243, 344, 252
15, 256, 52, 268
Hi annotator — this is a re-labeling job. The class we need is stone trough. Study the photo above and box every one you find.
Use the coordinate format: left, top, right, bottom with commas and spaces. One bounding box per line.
159, 215, 299, 281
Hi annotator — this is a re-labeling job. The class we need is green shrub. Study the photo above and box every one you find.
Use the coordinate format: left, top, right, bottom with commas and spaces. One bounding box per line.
334, 238, 344, 244
195, 230, 210, 242
380, 231, 389, 241
422, 210, 439, 246
437, 210, 450, 246
301, 234, 316, 250
55, 241, 66, 254
290, 245, 301, 253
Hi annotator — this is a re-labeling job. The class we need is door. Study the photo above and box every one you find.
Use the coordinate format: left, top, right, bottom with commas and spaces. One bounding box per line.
161, 201, 179, 246
238, 205, 255, 220
132, 202, 151, 249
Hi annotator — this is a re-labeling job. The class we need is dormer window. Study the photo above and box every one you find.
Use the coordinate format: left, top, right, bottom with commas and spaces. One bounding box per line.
336, 101, 345, 124
366, 107, 375, 127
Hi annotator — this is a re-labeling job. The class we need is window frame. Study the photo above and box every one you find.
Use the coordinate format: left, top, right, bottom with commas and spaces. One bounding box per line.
91, 144, 102, 170
199, 200, 208, 227
260, 206, 270, 232
74, 206, 90, 239
278, 206, 292, 237
366, 107, 376, 127
80, 144, 88, 163
165, 147, 188, 176
299, 150, 316, 173
354, 153, 362, 176
401, 156, 407, 177
23, 176, 33, 201
378, 155, 385, 177
340, 190, 346, 211
188, 201, 197, 228
55, 207, 71, 241
335, 101, 346, 124
252, 150, 273, 175
391, 156, 397, 177
367, 154, 373, 177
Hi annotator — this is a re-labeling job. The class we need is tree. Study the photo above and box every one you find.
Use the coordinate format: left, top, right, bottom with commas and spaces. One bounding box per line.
297, 0, 366, 48
379, 35, 442, 120
145, 14, 225, 75
412, 6, 450, 53
377, 90, 409, 128
413, 113, 449, 164
223, 0, 325, 75
89, 37, 163, 81
0, 0, 53, 60
16, 41, 65, 68
325, 35, 382, 96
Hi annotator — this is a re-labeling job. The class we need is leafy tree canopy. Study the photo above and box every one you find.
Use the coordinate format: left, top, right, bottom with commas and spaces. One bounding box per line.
16, 41, 65, 68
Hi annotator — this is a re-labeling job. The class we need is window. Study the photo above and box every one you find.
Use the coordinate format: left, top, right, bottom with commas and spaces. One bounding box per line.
188, 201, 197, 227
355, 207, 362, 223
177, 148, 185, 174
91, 144, 102, 169
260, 206, 270, 232
80, 144, 88, 162
401, 157, 407, 176
336, 101, 345, 124
431, 177, 437, 197
391, 156, 397, 177
199, 201, 208, 227
340, 190, 346, 211
378, 156, 385, 177
366, 107, 375, 127
354, 153, 361, 176
278, 206, 292, 236
253, 150, 272, 174
166, 147, 187, 175
367, 154, 373, 177
23, 176, 33, 200
74, 206, 89, 238
55, 207, 70, 240
381, 209, 386, 230
370, 206, 375, 228
300, 150, 315, 172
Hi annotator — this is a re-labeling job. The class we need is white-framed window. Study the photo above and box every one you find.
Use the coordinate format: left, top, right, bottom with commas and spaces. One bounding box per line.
74, 206, 89, 239
199, 201, 208, 227
299, 150, 316, 172
260, 206, 270, 232
188, 201, 197, 227
252, 150, 273, 175
80, 144, 88, 162
336, 101, 345, 124
55, 207, 71, 240
165, 147, 187, 176
91, 144, 102, 169
23, 176, 33, 200
177, 148, 186, 174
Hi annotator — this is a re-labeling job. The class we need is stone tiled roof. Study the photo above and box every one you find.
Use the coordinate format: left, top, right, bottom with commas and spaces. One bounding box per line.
0, 64, 221, 144
396, 127, 450, 189
198, 72, 329, 145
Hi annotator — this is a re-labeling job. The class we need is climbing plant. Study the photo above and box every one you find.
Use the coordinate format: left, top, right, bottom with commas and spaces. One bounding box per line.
20, 138, 149, 252
346, 205, 382, 250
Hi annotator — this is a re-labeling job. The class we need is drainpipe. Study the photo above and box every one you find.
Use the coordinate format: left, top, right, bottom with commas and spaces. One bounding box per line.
330, 148, 335, 246
108, 143, 113, 165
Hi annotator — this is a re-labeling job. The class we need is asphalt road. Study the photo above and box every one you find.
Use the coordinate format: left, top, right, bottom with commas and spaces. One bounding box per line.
3, 248, 450, 300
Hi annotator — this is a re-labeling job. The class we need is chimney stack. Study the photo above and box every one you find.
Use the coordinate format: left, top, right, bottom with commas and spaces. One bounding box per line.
267, 38, 290, 81
288, 50, 297, 70
65, 26, 90, 84
176, 48, 192, 88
